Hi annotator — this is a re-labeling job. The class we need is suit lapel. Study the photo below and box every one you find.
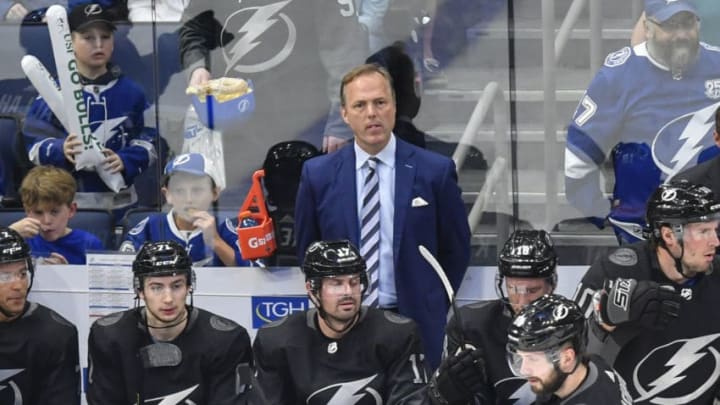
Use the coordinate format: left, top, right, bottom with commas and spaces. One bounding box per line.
337, 146, 360, 245
393, 140, 416, 264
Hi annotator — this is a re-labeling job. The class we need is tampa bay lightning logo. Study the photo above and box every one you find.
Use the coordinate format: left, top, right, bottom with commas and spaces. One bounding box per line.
306, 375, 383, 405
0, 369, 24, 405
222, 0, 297, 75
632, 334, 720, 404
495, 376, 534, 405
651, 102, 720, 177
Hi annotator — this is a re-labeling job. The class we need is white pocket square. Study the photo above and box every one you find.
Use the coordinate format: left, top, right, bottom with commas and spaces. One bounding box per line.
411, 197, 429, 207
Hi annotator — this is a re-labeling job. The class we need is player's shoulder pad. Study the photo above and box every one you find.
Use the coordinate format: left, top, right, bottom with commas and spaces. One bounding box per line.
95, 311, 126, 327
209, 314, 240, 332
128, 216, 149, 236
604, 47, 631, 68
383, 310, 413, 325
49, 308, 76, 329
465, 299, 495, 311
607, 247, 638, 267
261, 315, 290, 329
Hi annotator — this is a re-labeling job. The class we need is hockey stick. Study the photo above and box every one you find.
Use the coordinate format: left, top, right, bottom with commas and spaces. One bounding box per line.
418, 245, 469, 351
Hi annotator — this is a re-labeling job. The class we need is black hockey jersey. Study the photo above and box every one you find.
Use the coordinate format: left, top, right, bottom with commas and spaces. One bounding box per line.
532, 356, 631, 405
86, 306, 252, 405
574, 241, 720, 404
0, 302, 80, 405
445, 299, 535, 405
249, 307, 429, 404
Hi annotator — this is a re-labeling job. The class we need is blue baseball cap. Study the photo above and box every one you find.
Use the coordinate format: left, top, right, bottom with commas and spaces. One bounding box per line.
164, 153, 220, 186
645, 0, 697, 23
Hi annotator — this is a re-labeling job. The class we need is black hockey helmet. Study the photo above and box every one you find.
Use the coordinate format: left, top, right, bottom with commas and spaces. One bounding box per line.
507, 294, 586, 354
0, 228, 31, 266
498, 230, 558, 279
302, 240, 368, 294
263, 141, 320, 209
0, 228, 33, 289
646, 179, 720, 240
132, 241, 194, 291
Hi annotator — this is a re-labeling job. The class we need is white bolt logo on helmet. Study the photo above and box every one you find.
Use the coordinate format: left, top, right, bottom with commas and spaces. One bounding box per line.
661, 189, 677, 202
553, 304, 569, 320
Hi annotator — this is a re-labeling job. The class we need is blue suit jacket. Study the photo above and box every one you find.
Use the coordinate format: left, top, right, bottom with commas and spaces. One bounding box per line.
295, 138, 471, 367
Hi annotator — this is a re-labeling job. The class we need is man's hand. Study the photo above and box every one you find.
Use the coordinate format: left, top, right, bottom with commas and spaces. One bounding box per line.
64, 133, 82, 164
322, 135, 350, 153
429, 348, 487, 405
594, 277, 682, 330
189, 67, 211, 88
9, 218, 41, 238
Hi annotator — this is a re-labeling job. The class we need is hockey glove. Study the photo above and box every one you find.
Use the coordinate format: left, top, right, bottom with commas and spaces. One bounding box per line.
594, 277, 681, 330
429, 348, 487, 405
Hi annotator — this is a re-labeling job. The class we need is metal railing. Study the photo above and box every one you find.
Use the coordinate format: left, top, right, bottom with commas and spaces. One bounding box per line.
451, 80, 510, 246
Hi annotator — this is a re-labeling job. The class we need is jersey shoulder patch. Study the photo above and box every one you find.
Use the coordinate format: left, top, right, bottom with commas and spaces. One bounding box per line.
96, 311, 125, 327
608, 247, 638, 266
383, 310, 412, 324
49, 309, 75, 328
128, 216, 149, 236
604, 47, 631, 68
210, 314, 239, 332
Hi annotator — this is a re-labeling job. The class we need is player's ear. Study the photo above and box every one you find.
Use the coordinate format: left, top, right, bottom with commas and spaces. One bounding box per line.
661, 225, 677, 246
559, 346, 576, 373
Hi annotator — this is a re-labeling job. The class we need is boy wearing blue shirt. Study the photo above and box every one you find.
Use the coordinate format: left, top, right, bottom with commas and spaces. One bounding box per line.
120, 153, 255, 267
10, 165, 103, 264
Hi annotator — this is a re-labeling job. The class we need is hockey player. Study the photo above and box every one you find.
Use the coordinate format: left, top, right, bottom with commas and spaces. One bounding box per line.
249, 239, 431, 404
0, 227, 81, 405
86, 240, 253, 404
572, 179, 720, 404
505, 294, 632, 404
428, 229, 560, 405
120, 152, 257, 267
564, 0, 720, 243
23, 2, 156, 215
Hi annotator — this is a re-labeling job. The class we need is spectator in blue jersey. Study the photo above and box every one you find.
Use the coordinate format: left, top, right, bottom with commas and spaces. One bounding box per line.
10, 165, 103, 264
120, 152, 257, 267
564, 0, 720, 244
23, 2, 156, 220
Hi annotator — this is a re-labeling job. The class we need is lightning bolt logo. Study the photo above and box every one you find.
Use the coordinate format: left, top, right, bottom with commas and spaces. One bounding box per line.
633, 334, 720, 404
0, 369, 24, 405
144, 384, 199, 405
222, 1, 297, 75
90, 116, 127, 145
652, 102, 720, 178
496, 376, 533, 405
306, 374, 382, 405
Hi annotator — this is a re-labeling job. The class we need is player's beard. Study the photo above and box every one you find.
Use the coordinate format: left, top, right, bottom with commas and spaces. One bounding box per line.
528, 367, 567, 396
666, 39, 699, 79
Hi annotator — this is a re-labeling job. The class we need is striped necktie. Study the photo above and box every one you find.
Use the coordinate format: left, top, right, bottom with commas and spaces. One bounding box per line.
360, 157, 380, 307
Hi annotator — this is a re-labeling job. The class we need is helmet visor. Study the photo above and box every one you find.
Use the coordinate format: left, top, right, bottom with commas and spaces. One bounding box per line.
506, 345, 558, 377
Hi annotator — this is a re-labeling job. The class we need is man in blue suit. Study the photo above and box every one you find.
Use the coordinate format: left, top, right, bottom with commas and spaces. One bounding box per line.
295, 63, 471, 368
